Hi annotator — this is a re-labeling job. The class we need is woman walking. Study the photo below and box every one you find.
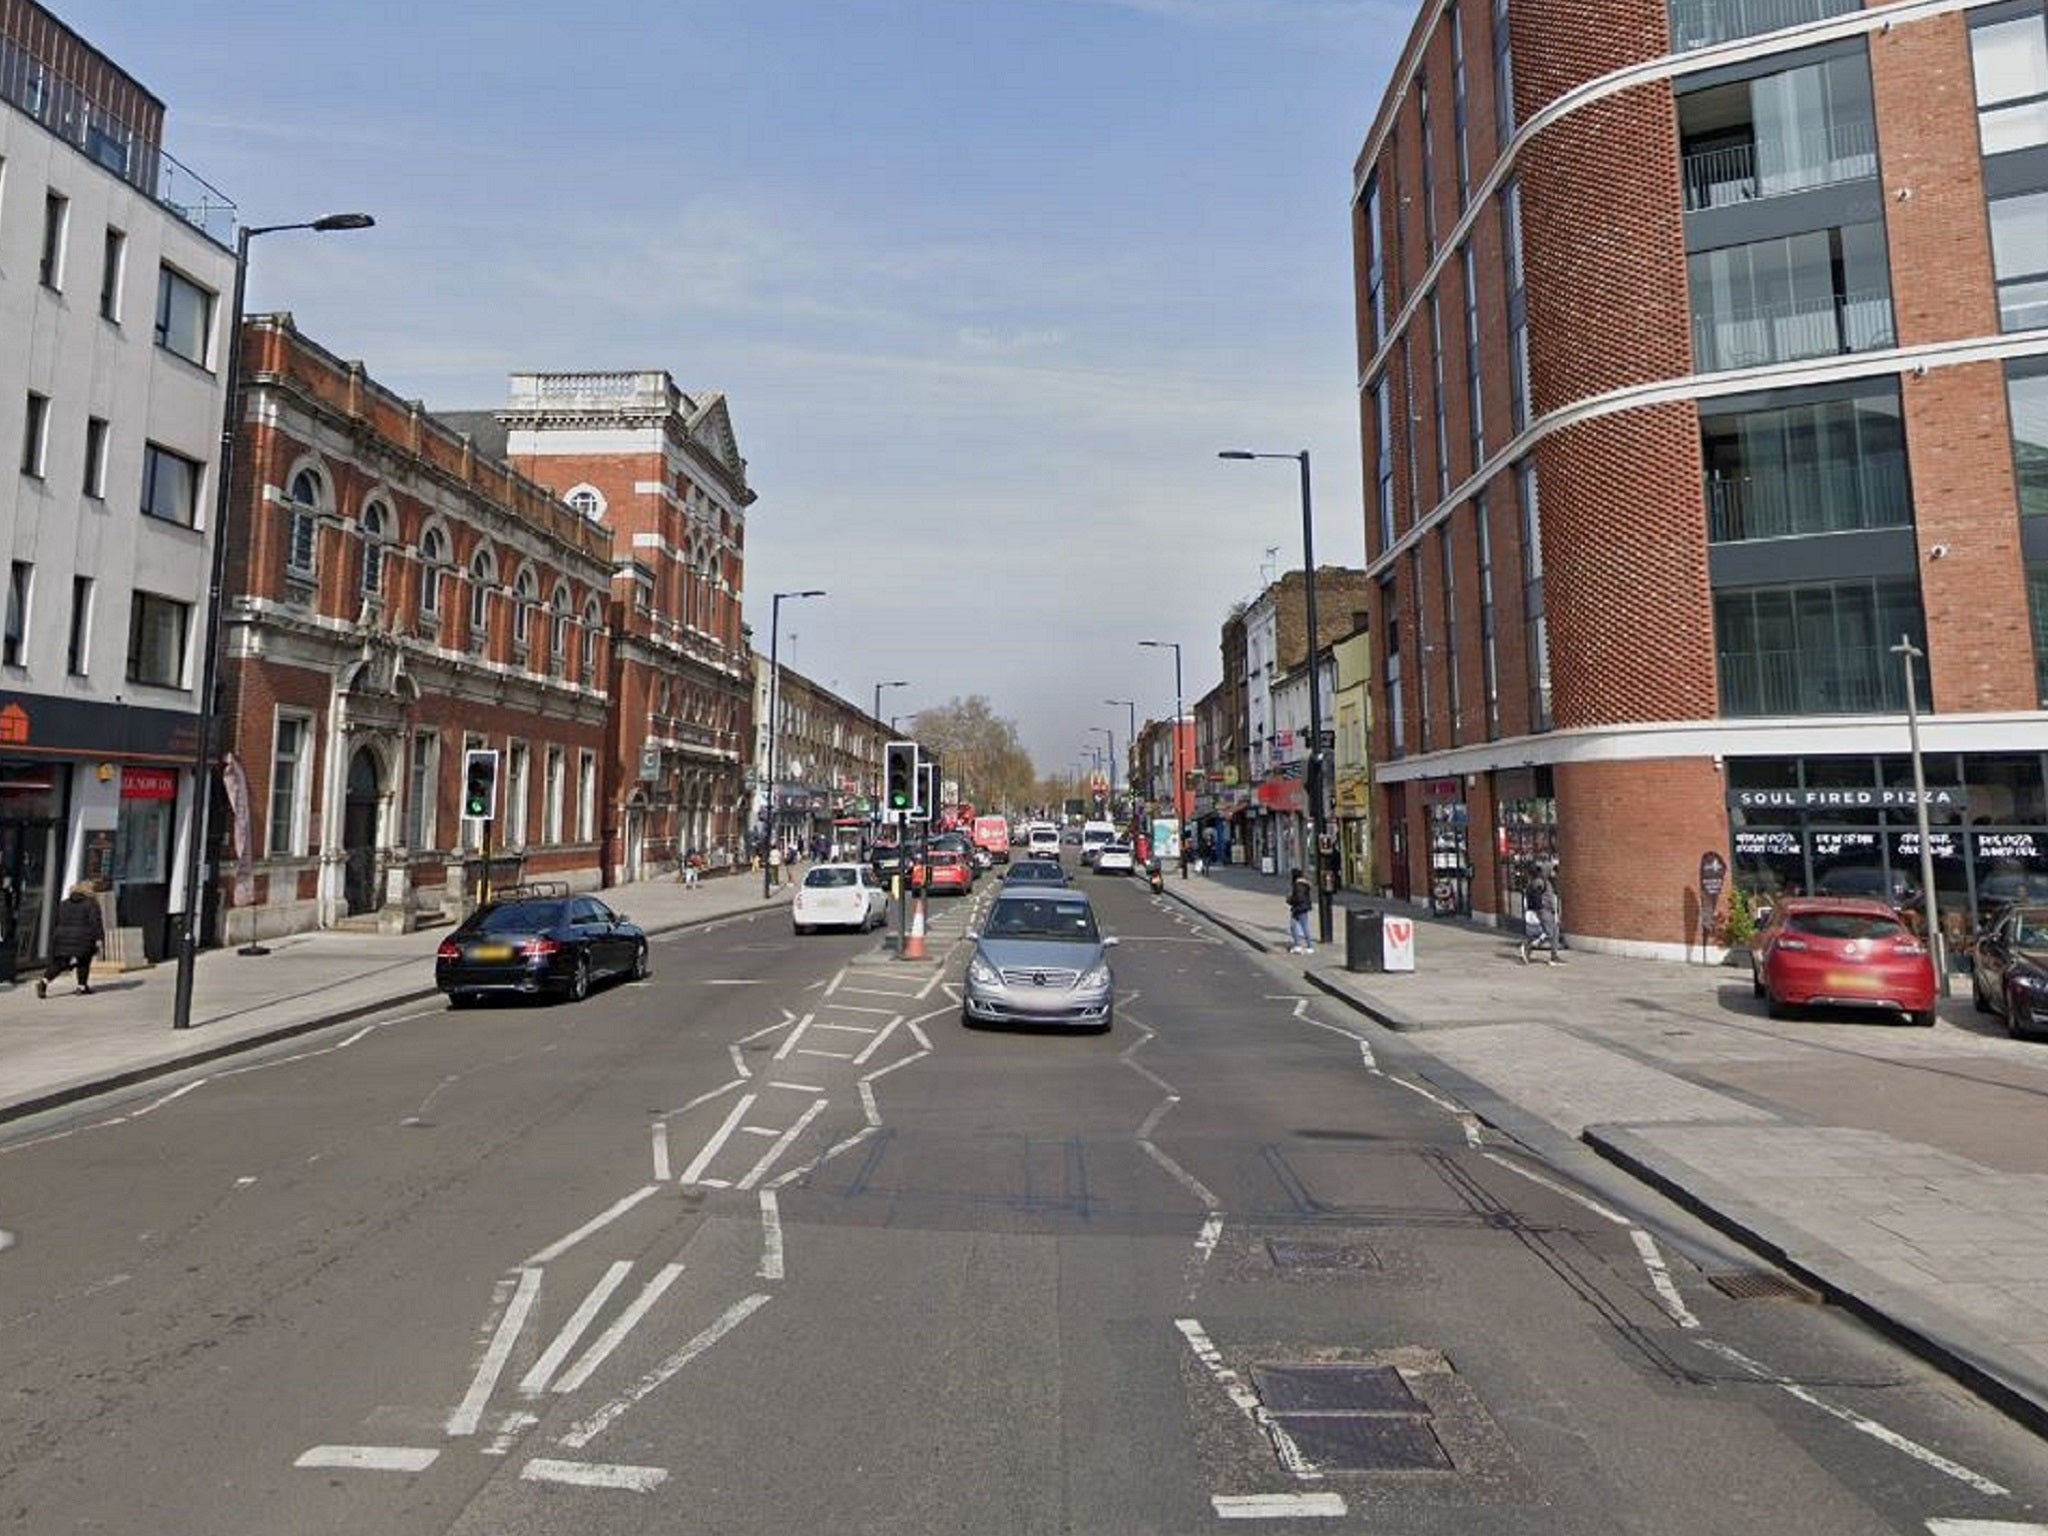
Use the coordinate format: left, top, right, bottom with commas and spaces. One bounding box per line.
39, 882, 104, 997
1286, 866, 1314, 955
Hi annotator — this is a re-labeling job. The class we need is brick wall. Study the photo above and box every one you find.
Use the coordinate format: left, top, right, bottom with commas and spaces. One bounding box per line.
1556, 756, 1728, 948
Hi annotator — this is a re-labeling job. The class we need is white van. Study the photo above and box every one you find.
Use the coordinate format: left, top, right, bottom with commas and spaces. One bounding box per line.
1026, 823, 1062, 858
1080, 821, 1118, 865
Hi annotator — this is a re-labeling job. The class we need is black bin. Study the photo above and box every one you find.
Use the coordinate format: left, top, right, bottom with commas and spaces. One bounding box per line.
1346, 907, 1386, 972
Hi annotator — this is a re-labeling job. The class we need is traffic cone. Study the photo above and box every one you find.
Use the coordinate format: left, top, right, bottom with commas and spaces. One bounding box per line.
902, 897, 929, 960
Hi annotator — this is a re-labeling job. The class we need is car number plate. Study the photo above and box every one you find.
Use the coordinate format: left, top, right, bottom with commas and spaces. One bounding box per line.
1823, 969, 1881, 990
472, 943, 515, 961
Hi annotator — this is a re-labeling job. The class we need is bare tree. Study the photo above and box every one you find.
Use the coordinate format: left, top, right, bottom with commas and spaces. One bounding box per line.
904, 696, 1035, 812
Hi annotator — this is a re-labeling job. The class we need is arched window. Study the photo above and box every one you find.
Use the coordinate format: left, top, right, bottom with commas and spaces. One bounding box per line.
565, 484, 605, 521
512, 566, 537, 645
582, 599, 604, 680
359, 500, 389, 597
419, 526, 446, 615
470, 549, 496, 636
286, 469, 323, 577
551, 584, 571, 661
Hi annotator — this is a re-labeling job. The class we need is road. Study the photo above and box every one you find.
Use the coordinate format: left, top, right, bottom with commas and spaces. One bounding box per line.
3, 873, 2045, 1533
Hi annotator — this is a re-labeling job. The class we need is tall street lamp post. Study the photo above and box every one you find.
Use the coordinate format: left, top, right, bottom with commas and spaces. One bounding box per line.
1221, 448, 1329, 941
172, 211, 375, 1033
872, 679, 907, 817
1105, 698, 1136, 798
1138, 639, 1185, 877
1891, 634, 1948, 996
762, 589, 826, 897
1091, 726, 1115, 813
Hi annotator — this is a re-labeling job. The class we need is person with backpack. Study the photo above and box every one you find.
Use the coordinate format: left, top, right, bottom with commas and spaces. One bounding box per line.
1521, 864, 1563, 966
1286, 866, 1314, 954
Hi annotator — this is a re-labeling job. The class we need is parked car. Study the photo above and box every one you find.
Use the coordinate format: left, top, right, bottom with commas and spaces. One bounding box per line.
1002, 859, 1071, 887
1093, 841, 1135, 875
961, 886, 1118, 1032
793, 862, 889, 934
911, 849, 974, 895
1975, 871, 2048, 924
869, 841, 912, 878
1751, 896, 1937, 1028
436, 888, 649, 1005
1970, 901, 2048, 1038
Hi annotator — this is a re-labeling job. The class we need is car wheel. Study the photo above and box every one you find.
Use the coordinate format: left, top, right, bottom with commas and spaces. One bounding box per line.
1908, 1008, 1937, 1029
960, 1005, 977, 1029
1766, 993, 1794, 1021
1972, 969, 1993, 1014
1751, 968, 1765, 1000
632, 944, 650, 981
566, 955, 590, 1003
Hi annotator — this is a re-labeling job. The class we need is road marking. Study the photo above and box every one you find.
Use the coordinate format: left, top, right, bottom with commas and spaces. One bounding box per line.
1194, 1214, 1225, 1267
1479, 1152, 1629, 1227
814, 1022, 880, 1035
758, 1190, 784, 1280
1213, 1493, 1347, 1520
700, 979, 764, 986
767, 1080, 825, 1092
1630, 1230, 1700, 1329
0, 1229, 15, 1254
796, 1048, 858, 1060
1927, 1524, 2048, 1534
519, 1261, 633, 1396
669, 1079, 746, 1116
649, 1124, 670, 1183
525, 1184, 662, 1266
820, 1002, 896, 1015
1142, 1141, 1221, 1209
1384, 1074, 1485, 1145
771, 1013, 816, 1061
1292, 1012, 1379, 1072
1701, 1340, 2009, 1496
853, 1014, 906, 1064
296, 1444, 439, 1472
558, 1293, 772, 1450
736, 1098, 830, 1189
768, 1126, 878, 1190
678, 1094, 759, 1184
449, 1268, 542, 1436
552, 1264, 686, 1394
728, 1044, 751, 1079
739, 1019, 797, 1043
521, 1458, 668, 1492
1175, 1318, 1319, 1480
740, 1124, 783, 1137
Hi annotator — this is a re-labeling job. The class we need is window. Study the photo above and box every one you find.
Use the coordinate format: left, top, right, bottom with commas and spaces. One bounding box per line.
154, 266, 215, 367
1418, 79, 1438, 256
578, 749, 598, 842
545, 747, 565, 843
1476, 496, 1500, 736
1492, 0, 1514, 145
4, 562, 29, 666
512, 567, 537, 646
1702, 382, 1910, 541
1974, 12, 2048, 155
1670, 0, 1858, 52
286, 469, 321, 575
1411, 547, 1431, 748
83, 416, 107, 497
39, 191, 66, 289
1382, 574, 1405, 758
507, 742, 531, 850
20, 392, 48, 477
1715, 577, 1926, 716
1373, 379, 1396, 554
405, 733, 436, 849
551, 584, 572, 662
2009, 364, 2048, 516
359, 500, 388, 597
1990, 190, 2048, 332
99, 228, 125, 321
67, 576, 91, 675
1677, 54, 1878, 211
1502, 180, 1531, 430
419, 526, 445, 614
1451, 2, 1471, 209
1440, 526, 1461, 744
1363, 174, 1388, 348
126, 591, 190, 687
470, 551, 496, 639
2031, 566, 2048, 704
268, 715, 311, 855
1428, 293, 1450, 497
582, 600, 604, 680
142, 443, 202, 525
1518, 459, 1551, 732
1689, 223, 1895, 370
1462, 243, 1485, 466
566, 485, 604, 520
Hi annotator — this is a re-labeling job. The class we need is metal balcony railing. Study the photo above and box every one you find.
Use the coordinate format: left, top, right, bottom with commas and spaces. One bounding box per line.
1692, 288, 1895, 372
1670, 0, 1861, 51
1719, 643, 1905, 717
1682, 119, 1878, 211
1706, 451, 1910, 543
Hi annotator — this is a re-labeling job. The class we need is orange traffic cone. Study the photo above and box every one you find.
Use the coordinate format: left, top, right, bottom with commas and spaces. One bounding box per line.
902, 897, 929, 961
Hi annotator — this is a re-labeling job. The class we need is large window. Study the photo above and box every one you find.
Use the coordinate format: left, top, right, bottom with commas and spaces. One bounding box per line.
99, 227, 125, 321
1476, 496, 1500, 736
1715, 577, 1926, 716
406, 732, 436, 850
1418, 80, 1438, 256
507, 742, 531, 850
577, 750, 598, 842
2032, 567, 2048, 706
420, 525, 446, 615
1450, 1, 1471, 209
1363, 174, 1388, 347
1702, 382, 1910, 542
470, 551, 496, 640
142, 443, 202, 526
1670, 0, 1859, 53
1382, 574, 1405, 758
1502, 180, 1531, 430
67, 576, 91, 676
126, 591, 189, 688
1690, 223, 1895, 371
1462, 243, 1485, 466
39, 191, 66, 289
268, 715, 311, 855
1440, 525, 1461, 745
83, 416, 107, 497
1518, 460, 1552, 732
1973, 10, 2048, 156
154, 266, 215, 367
1678, 52, 1877, 212
2010, 363, 2048, 516
1492, 0, 1514, 145
1428, 294, 1450, 498
545, 747, 565, 844
1990, 188, 2048, 332
1373, 380, 1396, 554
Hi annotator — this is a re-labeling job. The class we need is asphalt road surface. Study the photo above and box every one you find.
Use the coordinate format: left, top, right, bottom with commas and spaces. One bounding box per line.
4, 874, 2046, 1534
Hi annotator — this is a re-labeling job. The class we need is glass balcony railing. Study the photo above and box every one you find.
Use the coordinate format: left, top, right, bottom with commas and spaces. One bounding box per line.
1682, 119, 1878, 211
1692, 288, 1896, 372
1670, 0, 1862, 52
1707, 451, 1910, 542
1718, 643, 1905, 716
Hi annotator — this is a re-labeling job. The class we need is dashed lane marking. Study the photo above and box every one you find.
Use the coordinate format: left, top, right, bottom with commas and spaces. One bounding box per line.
524, 1185, 661, 1267
558, 1293, 771, 1451
449, 1268, 542, 1436
296, 1445, 439, 1472
519, 1261, 633, 1396
1213, 1493, 1347, 1520
1926, 1523, 2048, 1534
521, 1458, 668, 1492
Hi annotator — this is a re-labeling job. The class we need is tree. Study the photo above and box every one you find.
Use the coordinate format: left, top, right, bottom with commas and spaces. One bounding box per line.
905, 696, 1036, 812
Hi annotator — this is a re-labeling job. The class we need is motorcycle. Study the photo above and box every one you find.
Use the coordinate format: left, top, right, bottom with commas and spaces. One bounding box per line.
1146, 860, 1165, 895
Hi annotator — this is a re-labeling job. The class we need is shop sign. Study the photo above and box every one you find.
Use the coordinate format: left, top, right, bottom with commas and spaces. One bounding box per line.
1420, 777, 1461, 804
1977, 831, 2042, 859
1729, 786, 1967, 813
1734, 830, 1800, 856
121, 766, 178, 801
1255, 777, 1306, 813
1894, 830, 1961, 860
1814, 830, 1879, 857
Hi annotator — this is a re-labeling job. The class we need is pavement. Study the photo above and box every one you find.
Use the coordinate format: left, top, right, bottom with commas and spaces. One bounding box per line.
5, 859, 2047, 1441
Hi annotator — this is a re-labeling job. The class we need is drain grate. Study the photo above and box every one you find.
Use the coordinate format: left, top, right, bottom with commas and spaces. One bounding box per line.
1274, 1412, 1453, 1473
1251, 1364, 1419, 1415
1707, 1271, 1817, 1303
1265, 1238, 1380, 1272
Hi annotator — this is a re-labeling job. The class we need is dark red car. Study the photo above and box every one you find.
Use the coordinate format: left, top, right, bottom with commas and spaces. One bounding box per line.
1751, 896, 1937, 1028
910, 850, 973, 895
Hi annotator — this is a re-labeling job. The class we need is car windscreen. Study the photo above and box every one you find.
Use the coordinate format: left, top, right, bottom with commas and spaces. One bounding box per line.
1786, 912, 1907, 942
475, 900, 564, 932
987, 899, 1098, 940
805, 868, 858, 888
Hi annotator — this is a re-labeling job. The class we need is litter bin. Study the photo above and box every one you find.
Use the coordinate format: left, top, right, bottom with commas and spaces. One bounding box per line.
1346, 907, 1386, 972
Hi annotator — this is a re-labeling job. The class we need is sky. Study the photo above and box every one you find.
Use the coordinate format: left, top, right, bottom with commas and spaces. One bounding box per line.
67, 0, 1402, 779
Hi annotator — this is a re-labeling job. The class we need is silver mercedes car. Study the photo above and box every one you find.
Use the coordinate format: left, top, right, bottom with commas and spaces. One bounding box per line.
961, 886, 1118, 1032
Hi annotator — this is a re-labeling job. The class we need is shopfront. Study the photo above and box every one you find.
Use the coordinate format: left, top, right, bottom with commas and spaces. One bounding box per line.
1421, 778, 1471, 916
1493, 765, 1559, 921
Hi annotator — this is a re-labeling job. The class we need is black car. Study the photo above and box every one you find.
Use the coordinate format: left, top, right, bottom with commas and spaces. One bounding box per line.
1971, 901, 2048, 1038
1002, 858, 1071, 887
436, 889, 649, 1005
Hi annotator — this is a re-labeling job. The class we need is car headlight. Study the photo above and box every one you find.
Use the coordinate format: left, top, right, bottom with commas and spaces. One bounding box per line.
1077, 962, 1112, 991
967, 957, 1001, 987
2014, 971, 2046, 990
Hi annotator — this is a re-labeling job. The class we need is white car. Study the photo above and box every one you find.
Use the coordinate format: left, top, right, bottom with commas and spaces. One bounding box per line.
1093, 842, 1134, 875
792, 863, 889, 934
1026, 824, 1062, 859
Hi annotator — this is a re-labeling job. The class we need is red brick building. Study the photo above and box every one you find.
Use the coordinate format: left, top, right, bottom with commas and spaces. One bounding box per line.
1356, 0, 2048, 958
218, 317, 613, 938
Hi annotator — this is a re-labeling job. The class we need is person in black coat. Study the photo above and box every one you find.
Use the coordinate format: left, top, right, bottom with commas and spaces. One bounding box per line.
39, 882, 104, 997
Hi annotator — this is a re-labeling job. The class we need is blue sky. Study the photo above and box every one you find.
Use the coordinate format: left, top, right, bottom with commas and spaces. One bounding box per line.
69, 0, 1401, 777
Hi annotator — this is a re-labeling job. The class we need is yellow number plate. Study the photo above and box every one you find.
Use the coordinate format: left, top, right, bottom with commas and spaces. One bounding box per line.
472, 943, 514, 961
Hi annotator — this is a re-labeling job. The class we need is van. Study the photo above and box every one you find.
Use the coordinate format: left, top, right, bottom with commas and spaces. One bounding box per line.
1026, 823, 1062, 859
971, 814, 1012, 865
1080, 820, 1118, 865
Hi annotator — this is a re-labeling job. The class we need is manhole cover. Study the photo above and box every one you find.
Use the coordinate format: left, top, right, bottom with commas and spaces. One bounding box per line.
1253, 1363, 1419, 1414
1275, 1412, 1453, 1472
1266, 1238, 1380, 1271
1707, 1271, 1817, 1302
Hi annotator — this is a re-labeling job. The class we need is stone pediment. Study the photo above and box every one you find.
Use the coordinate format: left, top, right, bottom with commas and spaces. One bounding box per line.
683, 393, 752, 501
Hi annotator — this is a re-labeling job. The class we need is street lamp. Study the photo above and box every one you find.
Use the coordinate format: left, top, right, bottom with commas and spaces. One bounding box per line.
762, 588, 826, 897
1138, 638, 1186, 877
1091, 725, 1115, 811
1891, 634, 1948, 996
1105, 699, 1136, 795
1221, 448, 1329, 941
171, 211, 375, 1033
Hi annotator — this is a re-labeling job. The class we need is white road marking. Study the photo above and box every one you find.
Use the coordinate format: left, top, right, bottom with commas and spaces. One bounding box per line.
524, 1184, 662, 1266
1478, 1152, 1630, 1227
700, 979, 764, 986
1386, 1074, 1485, 1145
1701, 1340, 2009, 1496
767, 1080, 825, 1092
771, 1013, 816, 1061
739, 1124, 782, 1138
1213, 1493, 1347, 1520
1291, 1012, 1379, 1072
1194, 1214, 1225, 1267
852, 1014, 905, 1064
1927, 1524, 2048, 1534
295, 1444, 439, 1472
127, 1080, 207, 1119
678, 1094, 759, 1184
907, 1019, 934, 1049
1630, 1230, 1700, 1329
0, 1229, 14, 1254
768, 1127, 878, 1190
521, 1458, 668, 1492
819, 1002, 896, 1015
448, 1268, 543, 1436
814, 1022, 880, 1035
1142, 1141, 1222, 1209
519, 1261, 633, 1396
728, 1043, 751, 1079
740, 1018, 797, 1043
796, 1048, 858, 1060
558, 1293, 772, 1450
1175, 1319, 1319, 1480
758, 1190, 784, 1280
1136, 1095, 1180, 1141
552, 1264, 686, 1394
736, 1098, 830, 1189
649, 1124, 670, 1183
668, 1078, 745, 1116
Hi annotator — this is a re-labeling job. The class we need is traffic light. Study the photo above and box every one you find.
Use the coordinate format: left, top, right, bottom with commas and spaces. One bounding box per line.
914, 758, 938, 824
462, 748, 500, 821
885, 741, 918, 815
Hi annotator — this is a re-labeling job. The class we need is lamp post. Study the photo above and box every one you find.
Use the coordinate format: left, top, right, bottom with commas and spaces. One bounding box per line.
1105, 698, 1136, 799
1221, 448, 1329, 941
1891, 634, 1948, 996
871, 680, 907, 822
171, 211, 374, 1033
761, 588, 826, 897
1139, 638, 1186, 877
1091, 725, 1115, 816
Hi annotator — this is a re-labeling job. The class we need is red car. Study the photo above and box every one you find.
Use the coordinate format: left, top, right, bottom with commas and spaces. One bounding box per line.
1751, 896, 1937, 1028
910, 850, 973, 895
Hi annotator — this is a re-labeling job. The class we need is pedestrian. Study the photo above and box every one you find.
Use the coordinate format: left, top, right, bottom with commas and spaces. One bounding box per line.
39, 881, 104, 997
1520, 864, 1564, 966
682, 849, 702, 889
1286, 866, 1314, 954
768, 843, 784, 887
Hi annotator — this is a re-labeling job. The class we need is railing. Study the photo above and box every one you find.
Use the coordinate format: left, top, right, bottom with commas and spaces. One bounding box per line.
1707, 451, 1910, 542
1693, 288, 1895, 371
1682, 119, 1877, 211
1719, 643, 1904, 716
1669, 0, 1861, 51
